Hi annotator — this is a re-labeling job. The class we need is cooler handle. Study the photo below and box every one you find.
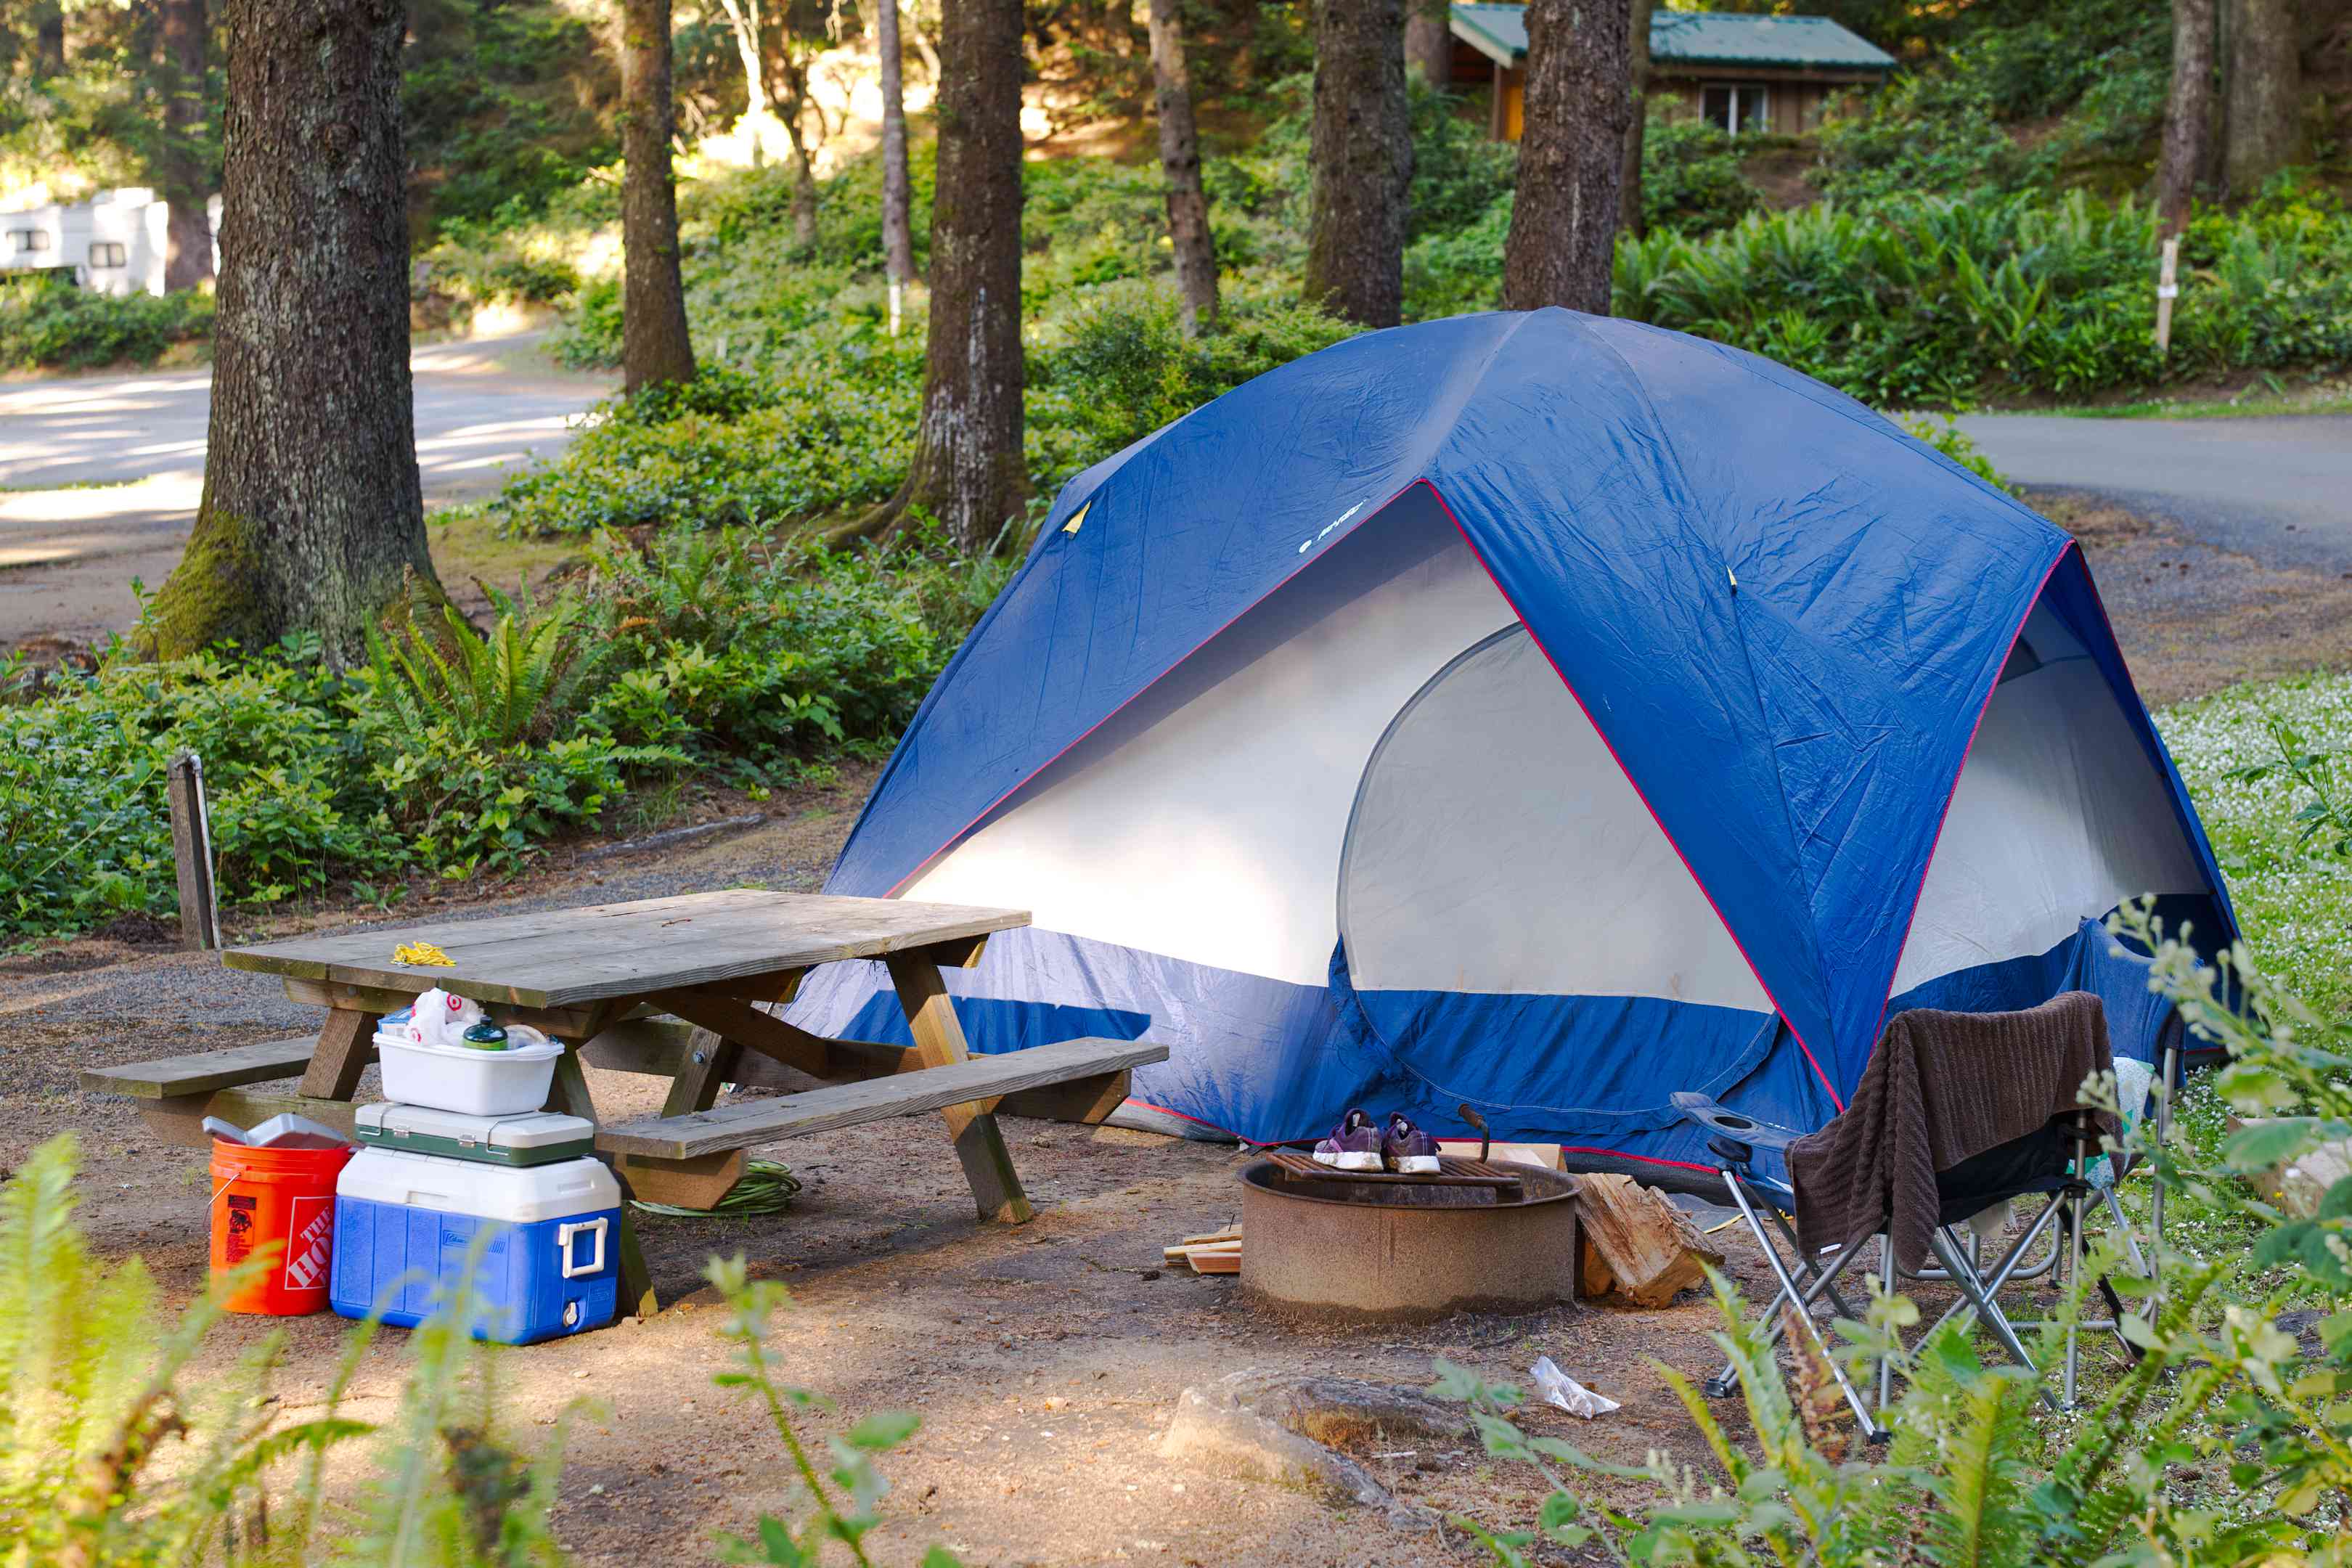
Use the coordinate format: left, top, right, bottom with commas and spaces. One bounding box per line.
558, 1218, 608, 1279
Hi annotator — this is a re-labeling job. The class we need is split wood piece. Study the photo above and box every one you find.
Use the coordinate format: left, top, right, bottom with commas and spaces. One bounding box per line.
223, 889, 1030, 1009
1188, 1248, 1241, 1276
1162, 1225, 1243, 1263
1575, 1172, 1723, 1307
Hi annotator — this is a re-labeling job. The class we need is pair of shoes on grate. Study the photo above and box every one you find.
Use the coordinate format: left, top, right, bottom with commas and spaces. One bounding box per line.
1312, 1108, 1441, 1174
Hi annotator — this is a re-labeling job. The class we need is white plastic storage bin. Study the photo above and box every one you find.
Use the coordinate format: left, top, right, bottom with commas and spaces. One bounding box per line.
372, 1024, 562, 1116
330, 1147, 621, 1344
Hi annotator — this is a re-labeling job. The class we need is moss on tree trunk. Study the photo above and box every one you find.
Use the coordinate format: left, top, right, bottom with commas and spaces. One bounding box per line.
142, 0, 436, 666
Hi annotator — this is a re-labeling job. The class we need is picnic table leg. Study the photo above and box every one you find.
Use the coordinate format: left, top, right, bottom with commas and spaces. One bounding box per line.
886, 953, 1033, 1225
546, 1040, 662, 1321
298, 1005, 380, 1100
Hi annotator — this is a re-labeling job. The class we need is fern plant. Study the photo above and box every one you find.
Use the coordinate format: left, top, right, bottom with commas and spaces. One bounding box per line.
0, 1135, 578, 1567
364, 589, 603, 755
0, 1135, 369, 1564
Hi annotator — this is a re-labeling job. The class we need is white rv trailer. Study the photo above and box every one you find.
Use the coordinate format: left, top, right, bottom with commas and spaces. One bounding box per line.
0, 187, 221, 295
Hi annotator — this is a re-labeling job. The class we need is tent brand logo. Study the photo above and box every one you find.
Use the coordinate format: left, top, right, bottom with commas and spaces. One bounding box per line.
1299, 500, 1365, 554
283, 1196, 333, 1289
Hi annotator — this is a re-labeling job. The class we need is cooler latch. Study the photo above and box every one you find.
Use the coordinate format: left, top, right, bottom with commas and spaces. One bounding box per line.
557, 1217, 608, 1278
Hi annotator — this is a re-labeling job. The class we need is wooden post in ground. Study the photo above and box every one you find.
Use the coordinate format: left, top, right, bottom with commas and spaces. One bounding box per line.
166, 751, 219, 950
2155, 237, 2181, 356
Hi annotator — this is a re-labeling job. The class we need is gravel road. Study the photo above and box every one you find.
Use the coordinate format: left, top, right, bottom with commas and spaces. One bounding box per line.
0, 332, 611, 651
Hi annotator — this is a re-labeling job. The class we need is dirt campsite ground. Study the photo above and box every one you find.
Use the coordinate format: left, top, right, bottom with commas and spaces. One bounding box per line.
0, 495, 2299, 1565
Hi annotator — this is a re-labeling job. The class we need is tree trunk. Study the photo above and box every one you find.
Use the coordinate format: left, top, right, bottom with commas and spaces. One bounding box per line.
2158, 0, 2216, 233
158, 0, 215, 290
1405, 0, 1450, 87
855, 0, 1026, 549
620, 0, 697, 391
2221, 0, 2301, 196
31, 0, 62, 73
1304, 0, 1410, 329
716, 0, 771, 146
877, 0, 917, 324
1618, 0, 1650, 239
1148, 0, 1218, 335
142, 0, 433, 666
780, 52, 820, 249
1502, 0, 1630, 314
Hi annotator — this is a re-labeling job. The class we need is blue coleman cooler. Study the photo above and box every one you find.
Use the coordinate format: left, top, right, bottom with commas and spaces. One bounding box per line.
330, 1146, 623, 1344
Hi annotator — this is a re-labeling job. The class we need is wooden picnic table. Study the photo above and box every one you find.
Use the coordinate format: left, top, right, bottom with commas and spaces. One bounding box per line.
84, 889, 1165, 1317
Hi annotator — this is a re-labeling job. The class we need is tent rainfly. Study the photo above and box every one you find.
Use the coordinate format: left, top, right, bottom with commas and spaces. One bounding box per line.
787, 309, 2234, 1183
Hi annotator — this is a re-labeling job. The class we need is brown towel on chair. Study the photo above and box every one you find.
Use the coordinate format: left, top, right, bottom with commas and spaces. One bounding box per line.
1786, 992, 2117, 1273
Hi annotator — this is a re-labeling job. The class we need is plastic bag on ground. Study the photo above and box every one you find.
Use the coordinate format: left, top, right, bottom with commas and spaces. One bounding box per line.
1531, 1355, 1620, 1418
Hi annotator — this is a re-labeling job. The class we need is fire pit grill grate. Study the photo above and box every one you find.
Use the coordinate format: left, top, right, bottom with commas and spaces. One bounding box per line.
1263, 1151, 1527, 1201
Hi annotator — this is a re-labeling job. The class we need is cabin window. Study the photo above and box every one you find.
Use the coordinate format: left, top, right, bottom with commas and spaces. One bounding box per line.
7, 229, 49, 254
89, 241, 126, 269
1701, 83, 1771, 135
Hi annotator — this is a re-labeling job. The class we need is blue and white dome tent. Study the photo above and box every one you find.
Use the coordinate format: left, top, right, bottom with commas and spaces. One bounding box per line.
786, 309, 2233, 1185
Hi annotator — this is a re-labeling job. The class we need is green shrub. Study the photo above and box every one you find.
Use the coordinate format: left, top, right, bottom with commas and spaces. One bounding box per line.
579, 523, 1002, 777
1, 523, 995, 939
0, 283, 212, 371
1027, 279, 1357, 473
1639, 112, 1762, 236
1816, 0, 2168, 203
1614, 187, 2352, 407
494, 348, 922, 536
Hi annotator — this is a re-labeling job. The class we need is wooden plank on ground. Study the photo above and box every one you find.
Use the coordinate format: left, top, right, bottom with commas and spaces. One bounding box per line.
595, 1037, 1169, 1160
220, 891, 1029, 1008
81, 1037, 315, 1099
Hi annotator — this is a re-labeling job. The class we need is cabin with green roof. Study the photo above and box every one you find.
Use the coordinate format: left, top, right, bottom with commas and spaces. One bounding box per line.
1447, 5, 1897, 141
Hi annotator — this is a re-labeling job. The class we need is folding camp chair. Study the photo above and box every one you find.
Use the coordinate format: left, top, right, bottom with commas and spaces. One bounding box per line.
1670, 1048, 2168, 1440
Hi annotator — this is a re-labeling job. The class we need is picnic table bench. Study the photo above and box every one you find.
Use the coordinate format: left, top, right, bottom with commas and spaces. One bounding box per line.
81, 889, 1167, 1316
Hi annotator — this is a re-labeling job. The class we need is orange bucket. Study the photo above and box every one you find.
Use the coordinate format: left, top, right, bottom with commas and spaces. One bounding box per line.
209, 1138, 356, 1315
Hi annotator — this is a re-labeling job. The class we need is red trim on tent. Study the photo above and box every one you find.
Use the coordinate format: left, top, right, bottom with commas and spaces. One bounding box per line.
1418, 480, 1846, 1114
1866, 544, 2070, 1053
